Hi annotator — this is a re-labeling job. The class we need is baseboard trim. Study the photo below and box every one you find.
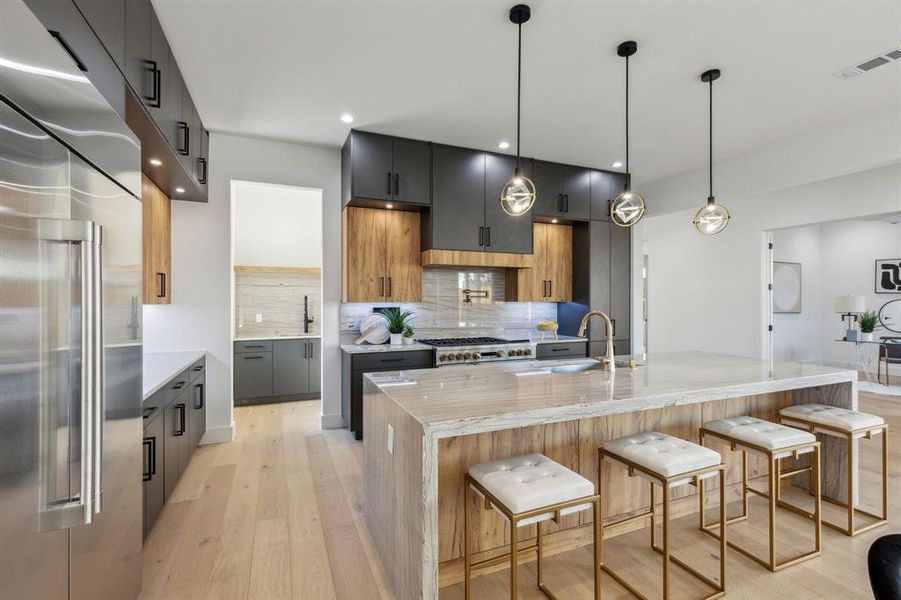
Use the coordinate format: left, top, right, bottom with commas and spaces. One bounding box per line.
320, 411, 345, 429
200, 424, 234, 445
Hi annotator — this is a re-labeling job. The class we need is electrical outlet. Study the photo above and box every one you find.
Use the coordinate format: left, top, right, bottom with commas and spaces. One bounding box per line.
387, 424, 394, 455
255, 313, 263, 323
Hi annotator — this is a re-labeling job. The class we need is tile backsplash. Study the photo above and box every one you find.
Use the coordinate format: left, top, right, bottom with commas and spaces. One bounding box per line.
340, 268, 556, 334
235, 271, 321, 338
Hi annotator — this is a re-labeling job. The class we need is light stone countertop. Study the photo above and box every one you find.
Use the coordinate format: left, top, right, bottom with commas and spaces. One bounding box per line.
235, 334, 321, 342
340, 333, 586, 354
364, 352, 857, 437
143, 350, 206, 400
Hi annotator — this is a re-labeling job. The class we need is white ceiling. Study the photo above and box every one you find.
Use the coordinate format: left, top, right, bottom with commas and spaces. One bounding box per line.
153, 0, 901, 184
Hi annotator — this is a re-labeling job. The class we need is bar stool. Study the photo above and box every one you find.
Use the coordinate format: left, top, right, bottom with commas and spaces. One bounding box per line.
599, 432, 727, 600
464, 453, 601, 599
699, 416, 822, 572
778, 403, 888, 536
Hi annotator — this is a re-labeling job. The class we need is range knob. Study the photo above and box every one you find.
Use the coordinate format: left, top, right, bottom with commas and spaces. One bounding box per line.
472, 352, 481, 360
463, 352, 472, 360
496, 350, 505, 358
439, 354, 448, 362
516, 349, 525, 356
455, 352, 464, 360
524, 348, 532, 355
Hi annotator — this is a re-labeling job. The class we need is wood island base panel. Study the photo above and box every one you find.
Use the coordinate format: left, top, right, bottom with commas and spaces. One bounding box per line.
361, 352, 858, 599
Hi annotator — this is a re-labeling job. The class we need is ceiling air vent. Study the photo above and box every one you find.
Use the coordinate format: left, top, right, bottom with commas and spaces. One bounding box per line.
836, 47, 901, 79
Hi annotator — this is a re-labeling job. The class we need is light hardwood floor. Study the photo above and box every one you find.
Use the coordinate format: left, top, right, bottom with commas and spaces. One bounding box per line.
141, 391, 900, 599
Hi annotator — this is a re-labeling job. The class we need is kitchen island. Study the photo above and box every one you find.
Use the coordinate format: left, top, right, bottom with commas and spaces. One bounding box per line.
362, 352, 858, 598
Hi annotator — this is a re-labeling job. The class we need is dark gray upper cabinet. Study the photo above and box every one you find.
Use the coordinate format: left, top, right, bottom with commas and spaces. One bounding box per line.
74, 0, 125, 69
485, 154, 533, 254
430, 145, 486, 252
198, 128, 209, 192
609, 222, 631, 339
343, 131, 431, 207
124, 0, 152, 104
532, 160, 590, 221
165, 52, 184, 149
589, 170, 612, 221
392, 137, 431, 205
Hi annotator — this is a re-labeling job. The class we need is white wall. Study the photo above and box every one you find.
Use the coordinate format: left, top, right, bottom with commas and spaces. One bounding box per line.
233, 180, 322, 268
772, 225, 823, 363
144, 132, 342, 441
633, 163, 901, 360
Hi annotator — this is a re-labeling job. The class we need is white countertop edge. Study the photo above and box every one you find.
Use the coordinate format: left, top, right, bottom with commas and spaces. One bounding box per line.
235, 334, 321, 342
417, 369, 857, 439
143, 350, 206, 400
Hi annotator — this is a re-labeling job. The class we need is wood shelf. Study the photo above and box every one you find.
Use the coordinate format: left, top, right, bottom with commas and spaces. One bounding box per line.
420, 249, 535, 269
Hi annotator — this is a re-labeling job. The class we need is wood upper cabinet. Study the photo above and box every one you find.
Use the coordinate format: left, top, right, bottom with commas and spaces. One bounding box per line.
142, 174, 171, 304
342, 207, 421, 302
506, 223, 572, 302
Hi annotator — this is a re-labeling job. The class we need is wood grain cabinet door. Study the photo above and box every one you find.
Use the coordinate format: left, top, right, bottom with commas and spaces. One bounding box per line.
545, 224, 573, 302
506, 222, 546, 301
342, 207, 388, 301
142, 174, 171, 304
385, 210, 422, 302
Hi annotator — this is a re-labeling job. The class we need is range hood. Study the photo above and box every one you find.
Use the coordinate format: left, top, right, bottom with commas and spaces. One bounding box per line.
421, 249, 535, 269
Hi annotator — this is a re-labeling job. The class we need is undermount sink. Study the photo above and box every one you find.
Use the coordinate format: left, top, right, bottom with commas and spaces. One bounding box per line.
546, 359, 641, 373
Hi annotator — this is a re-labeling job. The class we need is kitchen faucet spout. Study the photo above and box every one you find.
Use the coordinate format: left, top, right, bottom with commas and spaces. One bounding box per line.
576, 310, 616, 372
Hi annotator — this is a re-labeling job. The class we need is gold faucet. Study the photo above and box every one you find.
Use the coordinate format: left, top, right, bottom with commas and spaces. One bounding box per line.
577, 310, 616, 372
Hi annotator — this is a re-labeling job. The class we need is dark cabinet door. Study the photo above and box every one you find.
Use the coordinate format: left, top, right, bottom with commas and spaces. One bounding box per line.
124, 0, 152, 104
531, 160, 564, 218
589, 170, 612, 221
272, 340, 310, 396
351, 132, 393, 202
163, 49, 183, 150
179, 86, 198, 176
148, 8, 171, 125
431, 145, 485, 252
142, 409, 164, 538
392, 137, 430, 205
190, 379, 205, 450
163, 397, 181, 500
234, 352, 273, 399
198, 128, 209, 190
609, 223, 631, 341
308, 339, 321, 394
562, 166, 591, 221
587, 220, 612, 342
174, 396, 191, 480
74, 0, 125, 68
484, 154, 533, 254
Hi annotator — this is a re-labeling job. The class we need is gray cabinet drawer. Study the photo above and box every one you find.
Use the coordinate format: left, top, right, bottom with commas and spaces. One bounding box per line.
187, 357, 205, 382
235, 340, 273, 353
536, 341, 587, 360
351, 350, 433, 371
234, 352, 273, 399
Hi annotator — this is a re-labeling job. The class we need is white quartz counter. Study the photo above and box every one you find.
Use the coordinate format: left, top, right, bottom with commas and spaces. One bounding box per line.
143, 350, 206, 400
365, 352, 857, 436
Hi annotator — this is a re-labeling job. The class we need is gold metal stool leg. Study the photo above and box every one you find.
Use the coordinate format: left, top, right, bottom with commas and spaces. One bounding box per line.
594, 497, 602, 600
464, 480, 471, 600
663, 488, 671, 600
509, 518, 518, 599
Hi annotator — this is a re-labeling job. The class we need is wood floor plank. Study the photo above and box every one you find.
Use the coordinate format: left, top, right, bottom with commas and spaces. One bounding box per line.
248, 517, 292, 600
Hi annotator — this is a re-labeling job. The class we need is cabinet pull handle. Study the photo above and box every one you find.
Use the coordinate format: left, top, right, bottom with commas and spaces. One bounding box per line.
194, 383, 204, 409
243, 344, 264, 348
379, 276, 385, 296
197, 157, 208, 184
143, 407, 158, 420
557, 193, 563, 212
386, 172, 392, 195
309, 342, 314, 360
610, 318, 616, 338
380, 357, 405, 363
394, 173, 399, 196
142, 437, 155, 481
548, 279, 552, 298
156, 272, 166, 298
48, 31, 88, 72
244, 355, 264, 360
542, 280, 547, 297
387, 277, 392, 297
174, 404, 186, 436
303, 342, 308, 358
192, 365, 203, 371
177, 121, 190, 155
143, 60, 161, 107
563, 194, 569, 213
479, 226, 484, 247
485, 227, 490, 247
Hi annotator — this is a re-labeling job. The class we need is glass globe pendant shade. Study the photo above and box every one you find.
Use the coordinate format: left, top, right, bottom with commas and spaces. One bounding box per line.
610, 189, 646, 227
500, 174, 536, 216
693, 197, 730, 235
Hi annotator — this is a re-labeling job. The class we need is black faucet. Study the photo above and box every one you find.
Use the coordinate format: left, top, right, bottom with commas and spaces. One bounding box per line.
303, 295, 315, 333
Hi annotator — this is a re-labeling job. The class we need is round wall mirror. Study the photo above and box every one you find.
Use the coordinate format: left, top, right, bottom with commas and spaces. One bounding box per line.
878, 299, 901, 334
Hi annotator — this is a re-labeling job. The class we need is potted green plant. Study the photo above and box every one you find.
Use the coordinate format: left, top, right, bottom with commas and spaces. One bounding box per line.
381, 308, 414, 345
859, 310, 879, 342
403, 325, 415, 345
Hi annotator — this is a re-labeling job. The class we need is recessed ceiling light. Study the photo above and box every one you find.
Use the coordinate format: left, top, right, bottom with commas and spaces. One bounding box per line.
498, 141, 510, 149
175, 187, 185, 194
340, 113, 354, 123
551, 218, 559, 224
149, 158, 162, 166
385, 203, 394, 209
611, 161, 624, 168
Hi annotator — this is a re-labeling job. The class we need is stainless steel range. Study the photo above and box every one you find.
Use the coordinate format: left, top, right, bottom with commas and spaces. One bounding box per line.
418, 337, 535, 366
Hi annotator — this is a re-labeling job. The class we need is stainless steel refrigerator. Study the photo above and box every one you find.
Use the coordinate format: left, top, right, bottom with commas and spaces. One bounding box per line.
0, 2, 143, 598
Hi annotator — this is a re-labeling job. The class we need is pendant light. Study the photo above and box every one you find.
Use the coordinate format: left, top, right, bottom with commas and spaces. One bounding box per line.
499, 4, 537, 217
693, 68, 730, 235
609, 40, 645, 228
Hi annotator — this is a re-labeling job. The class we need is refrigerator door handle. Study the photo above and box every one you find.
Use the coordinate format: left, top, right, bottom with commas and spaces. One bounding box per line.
35, 219, 103, 529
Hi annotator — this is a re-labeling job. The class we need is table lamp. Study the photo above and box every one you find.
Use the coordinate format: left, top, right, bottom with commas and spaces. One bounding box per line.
834, 295, 866, 341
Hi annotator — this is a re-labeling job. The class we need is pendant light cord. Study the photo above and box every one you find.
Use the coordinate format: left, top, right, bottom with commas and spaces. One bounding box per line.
516, 21, 522, 173
625, 55, 630, 176
708, 78, 713, 200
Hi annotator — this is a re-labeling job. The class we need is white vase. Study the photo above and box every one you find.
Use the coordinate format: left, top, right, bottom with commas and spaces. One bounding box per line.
389, 333, 403, 345
403, 336, 414, 345
862, 332, 874, 342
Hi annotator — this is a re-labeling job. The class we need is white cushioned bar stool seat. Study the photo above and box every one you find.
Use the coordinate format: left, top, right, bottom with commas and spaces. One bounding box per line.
603, 432, 722, 485
703, 416, 816, 458
779, 404, 885, 436
468, 454, 594, 526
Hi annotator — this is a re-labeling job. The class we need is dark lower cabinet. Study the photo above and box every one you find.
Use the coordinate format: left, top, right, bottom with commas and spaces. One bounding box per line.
143, 356, 205, 537
341, 349, 433, 440
142, 406, 164, 539
234, 338, 321, 404
535, 341, 588, 360
234, 350, 273, 400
